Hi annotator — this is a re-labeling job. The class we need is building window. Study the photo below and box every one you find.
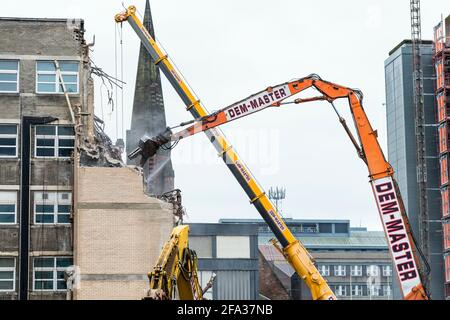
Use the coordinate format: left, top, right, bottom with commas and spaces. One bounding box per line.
0, 124, 18, 158
382, 265, 392, 277
34, 192, 72, 224
216, 236, 250, 259
0, 60, 19, 93
189, 236, 213, 259
382, 285, 392, 297
350, 265, 362, 277
334, 265, 346, 277
351, 285, 363, 296
0, 191, 17, 225
35, 125, 75, 158
335, 285, 347, 296
36, 61, 79, 94
198, 271, 214, 300
0, 258, 15, 292
366, 265, 380, 277
318, 265, 330, 277
33, 257, 72, 291
368, 285, 380, 297
301, 223, 318, 234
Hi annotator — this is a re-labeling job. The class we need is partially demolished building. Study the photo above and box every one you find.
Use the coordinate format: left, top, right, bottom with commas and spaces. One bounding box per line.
0, 15, 175, 300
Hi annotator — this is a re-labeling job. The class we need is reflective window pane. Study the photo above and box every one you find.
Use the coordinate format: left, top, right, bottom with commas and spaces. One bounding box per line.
0, 60, 18, 70
36, 126, 56, 135
37, 61, 55, 72
36, 138, 55, 147
58, 126, 75, 136
0, 82, 17, 92
36, 148, 55, 157
0, 281, 14, 291
35, 205, 54, 214
60, 62, 78, 72
0, 125, 17, 135
37, 83, 56, 93
34, 258, 54, 268
37, 74, 55, 82
0, 73, 17, 81
57, 215, 70, 224
56, 258, 72, 268
0, 258, 14, 268
35, 215, 54, 224
0, 147, 16, 156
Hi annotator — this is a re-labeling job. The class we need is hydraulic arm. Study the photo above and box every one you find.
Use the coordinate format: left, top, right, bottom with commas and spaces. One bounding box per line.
147, 225, 204, 300
116, 6, 336, 300
135, 74, 430, 300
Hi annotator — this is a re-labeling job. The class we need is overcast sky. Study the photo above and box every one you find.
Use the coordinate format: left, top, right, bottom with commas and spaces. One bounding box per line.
4, 1, 450, 231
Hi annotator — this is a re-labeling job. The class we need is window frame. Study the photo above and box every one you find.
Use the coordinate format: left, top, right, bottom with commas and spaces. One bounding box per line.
0, 124, 18, 158
334, 265, 346, 277
350, 265, 362, 277
0, 191, 17, 225
368, 284, 380, 297
382, 285, 392, 297
216, 236, 251, 259
32, 257, 72, 292
335, 285, 347, 297
318, 265, 330, 277
34, 125, 75, 159
0, 257, 16, 292
35, 60, 79, 95
351, 284, 363, 297
366, 265, 380, 277
0, 60, 19, 94
382, 265, 392, 277
33, 191, 72, 225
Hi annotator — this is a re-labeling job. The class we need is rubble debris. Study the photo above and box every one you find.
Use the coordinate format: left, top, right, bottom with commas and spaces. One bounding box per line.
79, 116, 124, 167
158, 189, 185, 225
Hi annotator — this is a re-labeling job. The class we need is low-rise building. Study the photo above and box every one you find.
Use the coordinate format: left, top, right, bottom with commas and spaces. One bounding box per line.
188, 223, 259, 300
220, 219, 399, 300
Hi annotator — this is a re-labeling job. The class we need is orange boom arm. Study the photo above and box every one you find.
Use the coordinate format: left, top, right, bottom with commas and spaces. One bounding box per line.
169, 74, 430, 300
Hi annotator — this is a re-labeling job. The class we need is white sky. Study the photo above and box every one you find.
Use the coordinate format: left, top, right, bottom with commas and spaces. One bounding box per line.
4, 1, 450, 231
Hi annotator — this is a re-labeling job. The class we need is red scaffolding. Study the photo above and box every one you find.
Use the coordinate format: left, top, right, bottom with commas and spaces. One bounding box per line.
434, 14, 450, 299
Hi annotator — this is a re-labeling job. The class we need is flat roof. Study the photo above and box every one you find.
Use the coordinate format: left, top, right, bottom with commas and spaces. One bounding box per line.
259, 230, 387, 249
219, 218, 350, 224
388, 39, 433, 56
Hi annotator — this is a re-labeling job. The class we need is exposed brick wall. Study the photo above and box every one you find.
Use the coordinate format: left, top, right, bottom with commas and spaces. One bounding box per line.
74, 166, 174, 300
258, 251, 290, 300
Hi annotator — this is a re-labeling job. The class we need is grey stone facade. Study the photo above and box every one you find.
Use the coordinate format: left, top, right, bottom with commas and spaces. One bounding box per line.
0, 17, 88, 300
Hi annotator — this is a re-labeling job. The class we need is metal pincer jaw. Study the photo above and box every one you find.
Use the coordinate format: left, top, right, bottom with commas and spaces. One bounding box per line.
128, 127, 173, 167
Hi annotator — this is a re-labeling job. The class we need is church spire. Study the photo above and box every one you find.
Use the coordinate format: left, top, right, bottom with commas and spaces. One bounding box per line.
126, 0, 174, 195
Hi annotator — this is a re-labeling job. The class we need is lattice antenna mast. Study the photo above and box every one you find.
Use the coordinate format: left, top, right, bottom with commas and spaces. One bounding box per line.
268, 187, 286, 217
410, 0, 430, 276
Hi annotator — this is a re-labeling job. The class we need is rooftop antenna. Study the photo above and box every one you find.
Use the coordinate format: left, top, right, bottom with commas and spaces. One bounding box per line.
268, 187, 287, 218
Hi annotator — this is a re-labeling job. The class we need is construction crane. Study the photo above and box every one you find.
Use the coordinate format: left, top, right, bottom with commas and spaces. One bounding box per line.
410, 0, 430, 290
131, 73, 430, 300
146, 225, 213, 300
115, 6, 336, 300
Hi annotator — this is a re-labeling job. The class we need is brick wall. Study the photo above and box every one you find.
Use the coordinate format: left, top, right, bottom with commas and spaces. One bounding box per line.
73, 166, 174, 300
258, 251, 290, 300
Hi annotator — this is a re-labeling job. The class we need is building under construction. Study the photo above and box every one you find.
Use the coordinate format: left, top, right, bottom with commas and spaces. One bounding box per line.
434, 15, 450, 300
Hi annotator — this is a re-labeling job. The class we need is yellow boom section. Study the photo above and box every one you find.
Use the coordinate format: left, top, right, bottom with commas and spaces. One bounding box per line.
115, 6, 336, 300
148, 225, 204, 300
